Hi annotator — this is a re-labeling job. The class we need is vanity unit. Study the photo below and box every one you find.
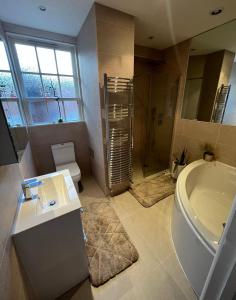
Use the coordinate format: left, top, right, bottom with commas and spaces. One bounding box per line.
13, 170, 89, 300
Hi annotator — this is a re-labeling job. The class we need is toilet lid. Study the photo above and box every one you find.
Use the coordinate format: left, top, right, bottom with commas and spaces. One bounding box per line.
56, 162, 81, 179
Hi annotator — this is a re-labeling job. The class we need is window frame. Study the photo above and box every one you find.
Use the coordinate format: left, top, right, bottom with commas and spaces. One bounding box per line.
6, 34, 83, 125
0, 38, 25, 126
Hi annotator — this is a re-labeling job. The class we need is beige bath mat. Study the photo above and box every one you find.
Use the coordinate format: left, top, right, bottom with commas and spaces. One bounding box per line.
130, 173, 175, 207
81, 198, 138, 287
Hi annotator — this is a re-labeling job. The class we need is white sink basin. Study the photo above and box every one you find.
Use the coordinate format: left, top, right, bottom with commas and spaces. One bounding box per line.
14, 169, 82, 234
36, 174, 69, 215
13, 169, 88, 299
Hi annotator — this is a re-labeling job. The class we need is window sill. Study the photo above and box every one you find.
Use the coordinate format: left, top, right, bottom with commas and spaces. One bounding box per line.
28, 120, 84, 128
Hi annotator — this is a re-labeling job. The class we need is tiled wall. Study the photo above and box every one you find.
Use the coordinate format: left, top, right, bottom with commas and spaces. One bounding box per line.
77, 4, 135, 194
96, 4, 135, 192
95, 3, 135, 83
77, 6, 106, 192
0, 143, 36, 299
173, 120, 236, 167
134, 45, 163, 62
170, 41, 236, 167
28, 122, 90, 177
19, 143, 37, 179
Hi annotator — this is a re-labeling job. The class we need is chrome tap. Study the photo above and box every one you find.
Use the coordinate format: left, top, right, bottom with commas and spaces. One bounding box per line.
21, 178, 43, 201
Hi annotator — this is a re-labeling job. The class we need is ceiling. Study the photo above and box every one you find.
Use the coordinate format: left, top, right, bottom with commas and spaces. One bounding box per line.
191, 19, 236, 56
0, 0, 236, 49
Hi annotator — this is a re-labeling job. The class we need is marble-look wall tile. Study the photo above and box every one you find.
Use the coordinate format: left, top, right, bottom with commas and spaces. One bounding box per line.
0, 162, 30, 299
217, 124, 236, 146
172, 119, 236, 166
77, 6, 106, 192
215, 142, 236, 166
96, 21, 134, 56
134, 45, 163, 61
95, 3, 135, 84
79, 3, 135, 194
98, 52, 134, 83
95, 3, 134, 30
19, 143, 37, 179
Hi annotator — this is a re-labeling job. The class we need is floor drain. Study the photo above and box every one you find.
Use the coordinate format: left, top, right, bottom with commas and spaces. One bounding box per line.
49, 200, 56, 206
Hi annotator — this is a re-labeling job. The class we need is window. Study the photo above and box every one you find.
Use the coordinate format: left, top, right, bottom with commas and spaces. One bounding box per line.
10, 39, 82, 125
0, 41, 23, 126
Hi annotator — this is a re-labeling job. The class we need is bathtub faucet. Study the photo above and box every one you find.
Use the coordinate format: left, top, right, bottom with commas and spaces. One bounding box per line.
21, 178, 43, 201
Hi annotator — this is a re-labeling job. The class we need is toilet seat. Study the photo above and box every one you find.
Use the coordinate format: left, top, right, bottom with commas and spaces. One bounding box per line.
56, 162, 81, 182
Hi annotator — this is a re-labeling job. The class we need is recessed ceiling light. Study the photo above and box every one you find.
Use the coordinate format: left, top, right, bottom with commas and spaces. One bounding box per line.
210, 7, 224, 16
38, 5, 46, 12
148, 36, 154, 40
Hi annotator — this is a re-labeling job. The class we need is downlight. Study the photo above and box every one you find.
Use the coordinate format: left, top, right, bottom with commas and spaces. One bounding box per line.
210, 7, 224, 16
38, 5, 47, 12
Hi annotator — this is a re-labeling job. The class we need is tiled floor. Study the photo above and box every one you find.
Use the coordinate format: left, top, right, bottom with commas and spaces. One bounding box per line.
65, 177, 197, 300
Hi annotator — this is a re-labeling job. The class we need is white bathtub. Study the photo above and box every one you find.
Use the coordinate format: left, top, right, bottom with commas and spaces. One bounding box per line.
171, 159, 236, 296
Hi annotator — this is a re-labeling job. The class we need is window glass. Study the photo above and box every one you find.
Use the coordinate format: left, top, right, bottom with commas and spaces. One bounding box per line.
28, 100, 48, 124
0, 41, 23, 127
64, 100, 79, 121
2, 101, 22, 126
0, 41, 10, 70
47, 100, 65, 123
13, 41, 81, 124
60, 76, 76, 97
37, 47, 57, 74
15, 44, 39, 72
0, 72, 17, 98
42, 75, 60, 97
22, 73, 43, 97
56, 50, 73, 75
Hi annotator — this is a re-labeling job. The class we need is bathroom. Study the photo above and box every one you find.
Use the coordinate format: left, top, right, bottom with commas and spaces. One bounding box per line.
1, 1, 236, 299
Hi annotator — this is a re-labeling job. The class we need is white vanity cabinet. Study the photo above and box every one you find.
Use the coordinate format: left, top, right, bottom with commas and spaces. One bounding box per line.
13, 170, 89, 300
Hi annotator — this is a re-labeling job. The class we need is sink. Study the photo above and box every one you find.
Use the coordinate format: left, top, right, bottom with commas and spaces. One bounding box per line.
13, 170, 89, 300
14, 170, 81, 234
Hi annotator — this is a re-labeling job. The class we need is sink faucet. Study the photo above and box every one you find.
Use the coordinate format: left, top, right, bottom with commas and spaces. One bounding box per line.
21, 179, 43, 201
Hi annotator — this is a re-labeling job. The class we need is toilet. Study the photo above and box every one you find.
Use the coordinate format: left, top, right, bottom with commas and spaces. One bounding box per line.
51, 142, 82, 192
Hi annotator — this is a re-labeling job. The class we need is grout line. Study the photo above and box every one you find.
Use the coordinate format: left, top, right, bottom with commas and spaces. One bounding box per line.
214, 124, 221, 149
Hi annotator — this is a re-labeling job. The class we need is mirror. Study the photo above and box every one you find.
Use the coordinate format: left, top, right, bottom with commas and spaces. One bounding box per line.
182, 19, 236, 125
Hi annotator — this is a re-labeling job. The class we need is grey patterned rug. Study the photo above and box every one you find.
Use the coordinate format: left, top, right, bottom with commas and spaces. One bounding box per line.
130, 173, 175, 208
81, 198, 138, 287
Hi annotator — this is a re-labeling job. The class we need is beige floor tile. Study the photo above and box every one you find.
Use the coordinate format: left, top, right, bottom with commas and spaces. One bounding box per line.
125, 261, 192, 300
67, 177, 195, 300
161, 253, 197, 300
110, 191, 145, 220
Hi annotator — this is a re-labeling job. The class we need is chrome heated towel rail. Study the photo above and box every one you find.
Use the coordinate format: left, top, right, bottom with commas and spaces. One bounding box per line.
104, 74, 134, 195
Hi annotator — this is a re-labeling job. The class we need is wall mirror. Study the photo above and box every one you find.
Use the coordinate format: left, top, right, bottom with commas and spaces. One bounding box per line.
182, 19, 236, 125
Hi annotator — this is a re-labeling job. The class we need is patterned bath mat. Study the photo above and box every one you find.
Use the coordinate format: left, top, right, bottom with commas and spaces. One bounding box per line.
81, 198, 138, 287
130, 173, 175, 208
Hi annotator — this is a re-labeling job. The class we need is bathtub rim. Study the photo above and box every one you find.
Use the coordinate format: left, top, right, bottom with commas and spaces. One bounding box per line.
176, 159, 235, 253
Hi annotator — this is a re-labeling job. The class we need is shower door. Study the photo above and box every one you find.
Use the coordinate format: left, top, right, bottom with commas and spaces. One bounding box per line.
133, 57, 179, 178
143, 74, 179, 177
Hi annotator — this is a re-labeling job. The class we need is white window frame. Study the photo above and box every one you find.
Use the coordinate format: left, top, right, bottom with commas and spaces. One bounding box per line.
7, 34, 83, 125
0, 38, 25, 126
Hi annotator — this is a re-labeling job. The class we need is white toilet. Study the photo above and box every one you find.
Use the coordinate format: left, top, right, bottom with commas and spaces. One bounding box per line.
51, 142, 81, 192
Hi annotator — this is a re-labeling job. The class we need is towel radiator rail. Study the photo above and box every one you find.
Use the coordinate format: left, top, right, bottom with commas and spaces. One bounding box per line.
104, 74, 134, 195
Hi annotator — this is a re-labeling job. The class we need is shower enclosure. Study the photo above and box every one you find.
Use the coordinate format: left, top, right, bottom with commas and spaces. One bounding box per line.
133, 57, 179, 178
